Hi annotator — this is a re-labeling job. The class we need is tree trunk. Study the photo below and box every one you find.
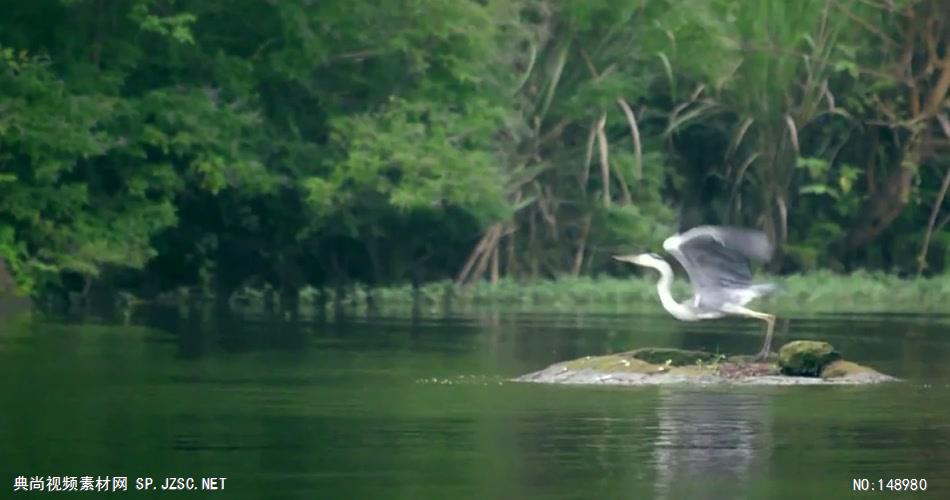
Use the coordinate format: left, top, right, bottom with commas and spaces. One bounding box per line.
843, 164, 915, 253
917, 164, 950, 275
840, 7, 950, 256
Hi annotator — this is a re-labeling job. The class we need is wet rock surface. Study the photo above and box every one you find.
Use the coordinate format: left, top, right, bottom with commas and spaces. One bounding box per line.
515, 342, 897, 386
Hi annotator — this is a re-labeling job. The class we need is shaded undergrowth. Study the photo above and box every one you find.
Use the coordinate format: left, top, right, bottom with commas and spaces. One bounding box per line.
209, 271, 950, 316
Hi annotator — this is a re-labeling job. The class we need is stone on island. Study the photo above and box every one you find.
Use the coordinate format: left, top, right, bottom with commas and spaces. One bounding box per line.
777, 340, 840, 376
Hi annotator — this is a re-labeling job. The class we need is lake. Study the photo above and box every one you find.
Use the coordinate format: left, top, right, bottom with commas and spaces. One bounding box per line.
1, 305, 948, 499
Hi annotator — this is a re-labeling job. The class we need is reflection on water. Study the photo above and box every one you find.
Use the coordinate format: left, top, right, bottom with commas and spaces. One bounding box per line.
0, 306, 949, 499
654, 390, 768, 500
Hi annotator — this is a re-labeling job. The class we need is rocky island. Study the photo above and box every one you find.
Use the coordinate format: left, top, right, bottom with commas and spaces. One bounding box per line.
515, 341, 897, 386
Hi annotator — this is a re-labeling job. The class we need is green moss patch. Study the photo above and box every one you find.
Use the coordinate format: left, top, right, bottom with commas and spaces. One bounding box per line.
778, 340, 841, 376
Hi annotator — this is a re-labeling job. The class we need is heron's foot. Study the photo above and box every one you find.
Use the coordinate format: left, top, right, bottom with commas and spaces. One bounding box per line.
753, 349, 771, 362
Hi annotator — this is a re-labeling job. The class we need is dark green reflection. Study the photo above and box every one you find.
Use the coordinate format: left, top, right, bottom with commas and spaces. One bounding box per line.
1, 308, 948, 499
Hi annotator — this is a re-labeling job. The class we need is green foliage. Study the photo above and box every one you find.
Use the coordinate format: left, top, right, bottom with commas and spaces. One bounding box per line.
309, 97, 509, 226
0, 1, 269, 294
0, 0, 947, 301
130, 2, 197, 44
0, 48, 166, 290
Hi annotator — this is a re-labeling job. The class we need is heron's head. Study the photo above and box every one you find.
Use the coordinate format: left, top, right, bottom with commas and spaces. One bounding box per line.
612, 252, 666, 268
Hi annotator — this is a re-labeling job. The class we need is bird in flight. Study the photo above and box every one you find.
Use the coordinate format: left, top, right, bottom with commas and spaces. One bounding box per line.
614, 225, 778, 360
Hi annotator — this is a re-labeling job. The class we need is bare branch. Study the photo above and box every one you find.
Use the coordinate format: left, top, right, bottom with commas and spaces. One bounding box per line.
579, 48, 598, 79
935, 213, 950, 234
329, 48, 385, 62
513, 42, 538, 94
664, 100, 720, 136
776, 195, 788, 246
853, 0, 907, 15
727, 117, 755, 160
917, 160, 950, 275
689, 84, 705, 101
937, 112, 950, 140
582, 120, 597, 189
572, 215, 592, 276
785, 115, 800, 154
456, 224, 503, 285
596, 114, 610, 207
830, 0, 898, 47
615, 98, 643, 180
656, 52, 674, 95
728, 152, 761, 211
536, 183, 557, 230
581, 47, 643, 183
822, 80, 836, 111
465, 224, 504, 286
490, 244, 499, 285
537, 118, 570, 146
922, 50, 950, 117
538, 43, 569, 121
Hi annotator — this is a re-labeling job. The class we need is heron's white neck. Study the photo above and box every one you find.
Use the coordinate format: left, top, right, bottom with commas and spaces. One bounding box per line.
645, 260, 693, 320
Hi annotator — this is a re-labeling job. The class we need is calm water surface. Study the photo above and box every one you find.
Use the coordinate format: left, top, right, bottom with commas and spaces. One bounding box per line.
1, 306, 949, 499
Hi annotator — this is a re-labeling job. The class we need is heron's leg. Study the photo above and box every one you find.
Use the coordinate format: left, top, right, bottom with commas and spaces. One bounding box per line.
756, 314, 776, 360
721, 304, 776, 360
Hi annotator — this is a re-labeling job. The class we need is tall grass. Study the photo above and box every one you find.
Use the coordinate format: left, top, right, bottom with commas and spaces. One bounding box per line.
222, 271, 950, 315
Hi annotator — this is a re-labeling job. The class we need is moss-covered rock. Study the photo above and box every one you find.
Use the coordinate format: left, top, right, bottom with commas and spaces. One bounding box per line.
778, 340, 841, 376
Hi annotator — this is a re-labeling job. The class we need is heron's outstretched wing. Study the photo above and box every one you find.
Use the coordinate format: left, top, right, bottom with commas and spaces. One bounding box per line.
663, 226, 774, 297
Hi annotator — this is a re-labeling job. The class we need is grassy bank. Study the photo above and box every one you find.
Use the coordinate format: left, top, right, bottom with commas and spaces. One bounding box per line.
213, 271, 950, 315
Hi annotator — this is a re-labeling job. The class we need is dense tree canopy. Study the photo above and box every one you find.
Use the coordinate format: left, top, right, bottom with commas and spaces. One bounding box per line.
0, 0, 948, 302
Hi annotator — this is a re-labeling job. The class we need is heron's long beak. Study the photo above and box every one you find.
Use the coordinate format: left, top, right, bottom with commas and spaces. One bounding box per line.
613, 255, 637, 264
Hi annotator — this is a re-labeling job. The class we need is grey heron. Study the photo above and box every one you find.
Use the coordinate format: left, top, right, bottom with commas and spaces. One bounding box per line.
614, 225, 779, 360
